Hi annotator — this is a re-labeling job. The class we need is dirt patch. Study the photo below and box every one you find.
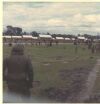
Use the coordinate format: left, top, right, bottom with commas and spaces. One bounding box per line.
40, 87, 70, 102
59, 68, 91, 102
55, 56, 64, 60
59, 68, 90, 81
85, 93, 100, 103
39, 67, 91, 103
42, 62, 51, 66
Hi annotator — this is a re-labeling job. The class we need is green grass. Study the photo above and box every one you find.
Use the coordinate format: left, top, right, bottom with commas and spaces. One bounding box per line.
3, 44, 100, 102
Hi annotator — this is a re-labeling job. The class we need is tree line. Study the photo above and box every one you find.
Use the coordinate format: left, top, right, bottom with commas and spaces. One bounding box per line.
3, 25, 100, 39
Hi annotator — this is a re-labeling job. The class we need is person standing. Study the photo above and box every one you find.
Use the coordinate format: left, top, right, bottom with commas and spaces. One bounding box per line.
3, 44, 34, 100
74, 37, 78, 53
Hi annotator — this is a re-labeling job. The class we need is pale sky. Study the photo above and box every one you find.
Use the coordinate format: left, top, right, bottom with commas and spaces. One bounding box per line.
3, 2, 100, 35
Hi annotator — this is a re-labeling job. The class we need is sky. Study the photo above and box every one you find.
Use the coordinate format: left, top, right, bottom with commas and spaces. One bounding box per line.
3, 2, 100, 35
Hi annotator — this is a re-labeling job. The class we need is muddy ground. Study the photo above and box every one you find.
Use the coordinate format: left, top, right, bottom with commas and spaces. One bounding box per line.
39, 67, 92, 103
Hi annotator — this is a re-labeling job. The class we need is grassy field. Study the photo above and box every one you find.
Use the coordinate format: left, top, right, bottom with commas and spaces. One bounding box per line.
3, 44, 100, 102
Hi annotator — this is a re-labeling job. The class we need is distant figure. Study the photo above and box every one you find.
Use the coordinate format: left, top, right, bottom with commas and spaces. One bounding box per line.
74, 38, 78, 53
38, 40, 41, 46
49, 40, 52, 46
8, 42, 12, 47
3, 44, 33, 99
95, 41, 100, 53
74, 38, 78, 45
91, 44, 96, 54
55, 40, 58, 45
88, 40, 92, 49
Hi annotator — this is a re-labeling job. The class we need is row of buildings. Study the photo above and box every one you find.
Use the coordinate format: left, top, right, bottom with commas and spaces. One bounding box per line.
3, 34, 100, 46
3, 34, 87, 43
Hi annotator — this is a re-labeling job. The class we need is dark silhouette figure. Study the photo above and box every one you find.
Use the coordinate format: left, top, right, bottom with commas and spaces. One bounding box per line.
49, 40, 53, 46
3, 44, 33, 98
74, 38, 78, 53
8, 42, 12, 47
88, 40, 92, 49
55, 40, 58, 45
91, 44, 96, 54
95, 42, 100, 53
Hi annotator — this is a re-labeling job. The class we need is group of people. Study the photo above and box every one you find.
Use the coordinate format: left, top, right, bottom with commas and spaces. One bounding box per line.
73, 38, 100, 53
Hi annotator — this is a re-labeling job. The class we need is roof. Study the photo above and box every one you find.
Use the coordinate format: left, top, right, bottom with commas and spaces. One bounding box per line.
11, 36, 22, 38
84, 38, 88, 41
39, 34, 52, 38
71, 38, 75, 40
55, 37, 64, 40
52, 38, 55, 40
32, 37, 38, 39
22, 35, 33, 38
78, 37, 85, 40
65, 38, 71, 40
3, 35, 12, 38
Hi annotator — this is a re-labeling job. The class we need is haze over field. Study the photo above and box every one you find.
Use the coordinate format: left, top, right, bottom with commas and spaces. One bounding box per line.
3, 2, 100, 35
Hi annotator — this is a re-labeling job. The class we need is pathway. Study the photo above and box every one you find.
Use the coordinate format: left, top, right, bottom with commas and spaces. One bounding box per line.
77, 59, 100, 102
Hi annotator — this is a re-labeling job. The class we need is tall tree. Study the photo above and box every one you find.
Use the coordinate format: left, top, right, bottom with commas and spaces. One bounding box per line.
14, 27, 22, 35
31, 31, 39, 37
6, 25, 14, 35
6, 26, 22, 35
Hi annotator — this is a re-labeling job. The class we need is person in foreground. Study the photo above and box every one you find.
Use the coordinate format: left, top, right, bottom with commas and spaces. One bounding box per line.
3, 44, 34, 100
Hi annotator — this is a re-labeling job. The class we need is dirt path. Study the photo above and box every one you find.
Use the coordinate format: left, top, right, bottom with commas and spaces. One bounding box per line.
76, 59, 100, 102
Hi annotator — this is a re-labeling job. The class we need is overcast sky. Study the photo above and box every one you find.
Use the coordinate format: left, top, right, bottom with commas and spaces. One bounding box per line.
3, 2, 100, 35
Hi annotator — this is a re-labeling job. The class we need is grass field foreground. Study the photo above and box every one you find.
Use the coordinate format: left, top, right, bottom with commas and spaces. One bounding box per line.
3, 44, 100, 102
